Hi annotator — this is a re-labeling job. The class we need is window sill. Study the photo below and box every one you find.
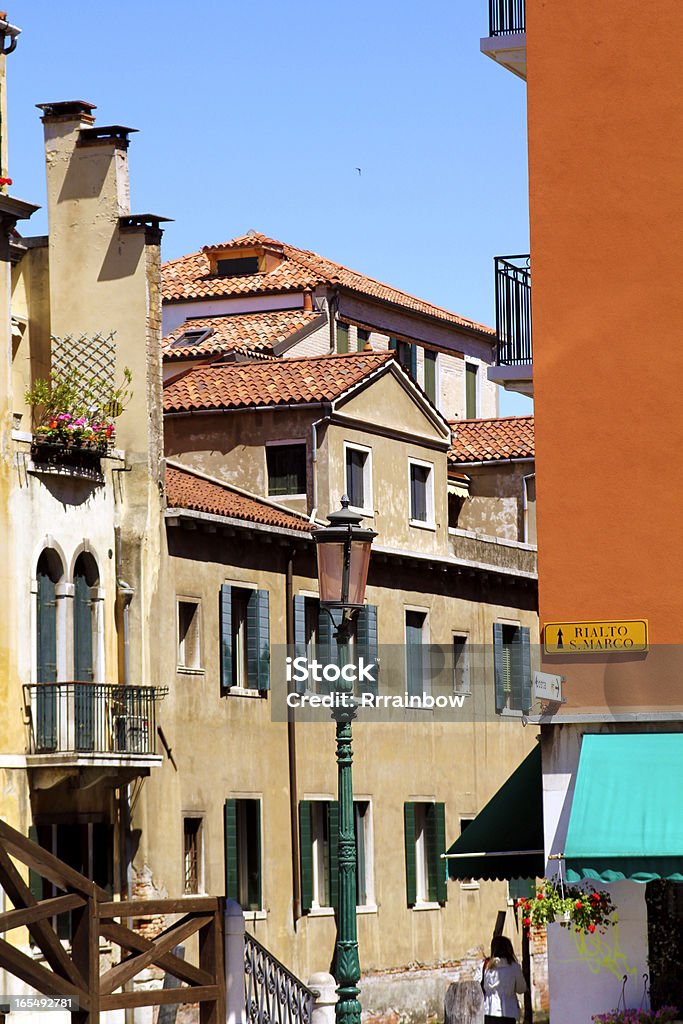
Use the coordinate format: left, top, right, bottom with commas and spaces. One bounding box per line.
409, 520, 436, 532
459, 882, 481, 891
244, 909, 267, 922
268, 493, 307, 501
411, 901, 442, 912
349, 505, 375, 519
357, 903, 378, 915
307, 906, 335, 918
497, 707, 526, 719
226, 687, 266, 699
177, 666, 205, 676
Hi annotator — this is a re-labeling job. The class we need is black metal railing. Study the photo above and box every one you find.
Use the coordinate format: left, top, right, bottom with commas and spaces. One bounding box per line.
489, 0, 525, 36
494, 255, 532, 365
23, 683, 164, 756
244, 931, 313, 1024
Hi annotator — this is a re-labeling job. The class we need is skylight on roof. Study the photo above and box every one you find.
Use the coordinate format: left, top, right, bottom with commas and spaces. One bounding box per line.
171, 327, 214, 349
216, 256, 260, 278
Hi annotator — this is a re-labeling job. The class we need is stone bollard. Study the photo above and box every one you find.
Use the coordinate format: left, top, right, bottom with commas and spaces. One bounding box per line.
444, 980, 484, 1024
307, 972, 338, 1024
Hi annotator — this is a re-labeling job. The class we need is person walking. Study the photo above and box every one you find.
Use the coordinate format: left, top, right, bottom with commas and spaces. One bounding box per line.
481, 935, 527, 1024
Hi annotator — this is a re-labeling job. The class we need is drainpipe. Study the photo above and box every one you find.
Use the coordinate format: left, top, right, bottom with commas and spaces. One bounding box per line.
522, 472, 535, 544
286, 553, 301, 925
310, 405, 331, 523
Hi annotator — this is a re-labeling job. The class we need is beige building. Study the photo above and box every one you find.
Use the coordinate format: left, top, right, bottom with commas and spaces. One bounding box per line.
147, 340, 539, 999
161, 231, 499, 423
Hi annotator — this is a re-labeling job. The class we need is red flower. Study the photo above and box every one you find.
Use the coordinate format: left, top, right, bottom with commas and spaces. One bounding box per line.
0, 177, 12, 186
588, 924, 596, 933
523, 917, 531, 926
575, 901, 583, 909
49, 418, 58, 429
538, 893, 544, 900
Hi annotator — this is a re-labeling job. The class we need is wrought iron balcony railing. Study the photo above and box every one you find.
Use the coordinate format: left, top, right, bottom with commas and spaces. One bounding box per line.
494, 255, 532, 366
23, 683, 166, 757
488, 0, 525, 36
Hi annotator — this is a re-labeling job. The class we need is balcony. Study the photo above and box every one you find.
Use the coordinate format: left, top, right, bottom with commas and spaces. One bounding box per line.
23, 683, 166, 788
487, 255, 533, 397
480, 0, 527, 80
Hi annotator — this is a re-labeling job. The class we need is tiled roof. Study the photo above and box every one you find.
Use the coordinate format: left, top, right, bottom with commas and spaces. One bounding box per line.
162, 232, 494, 337
448, 416, 535, 464
163, 309, 323, 361
164, 351, 393, 414
166, 464, 311, 533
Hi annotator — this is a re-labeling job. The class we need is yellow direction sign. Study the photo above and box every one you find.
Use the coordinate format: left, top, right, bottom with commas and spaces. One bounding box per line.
544, 619, 648, 654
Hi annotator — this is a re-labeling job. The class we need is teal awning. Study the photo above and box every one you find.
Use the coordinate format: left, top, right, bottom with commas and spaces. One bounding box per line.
445, 744, 544, 881
565, 733, 683, 883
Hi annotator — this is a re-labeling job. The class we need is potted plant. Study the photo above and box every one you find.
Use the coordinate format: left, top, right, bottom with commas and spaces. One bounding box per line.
516, 880, 616, 936
25, 362, 131, 473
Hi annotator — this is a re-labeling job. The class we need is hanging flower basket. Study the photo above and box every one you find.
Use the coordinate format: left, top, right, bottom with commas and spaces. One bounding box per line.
515, 880, 616, 936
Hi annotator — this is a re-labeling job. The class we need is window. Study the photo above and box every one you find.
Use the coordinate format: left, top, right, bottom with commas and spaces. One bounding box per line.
406, 611, 427, 697
183, 817, 203, 894
493, 623, 531, 713
391, 337, 417, 378
219, 585, 270, 692
345, 443, 372, 512
29, 822, 113, 939
409, 460, 434, 526
357, 328, 370, 351
299, 800, 373, 911
178, 600, 202, 670
216, 256, 259, 278
336, 321, 349, 354
293, 599, 378, 696
465, 362, 478, 418
424, 350, 438, 404
73, 553, 98, 683
35, 550, 63, 753
224, 799, 262, 911
170, 327, 213, 350
453, 634, 470, 694
266, 443, 306, 497
404, 802, 447, 907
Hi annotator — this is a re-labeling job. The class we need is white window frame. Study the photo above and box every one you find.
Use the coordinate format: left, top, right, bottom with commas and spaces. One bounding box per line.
343, 441, 374, 516
405, 606, 430, 697
265, 438, 307, 499
182, 814, 205, 895
177, 598, 203, 672
354, 799, 376, 912
452, 631, 471, 696
412, 802, 441, 909
224, 580, 260, 696
408, 458, 435, 530
310, 801, 332, 912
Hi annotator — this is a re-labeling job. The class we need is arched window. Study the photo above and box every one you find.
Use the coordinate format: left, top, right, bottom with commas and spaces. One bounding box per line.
73, 553, 99, 682
36, 550, 62, 683
35, 549, 63, 752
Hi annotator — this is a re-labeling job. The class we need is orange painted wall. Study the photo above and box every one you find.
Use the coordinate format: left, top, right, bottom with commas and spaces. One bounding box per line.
527, 0, 683, 666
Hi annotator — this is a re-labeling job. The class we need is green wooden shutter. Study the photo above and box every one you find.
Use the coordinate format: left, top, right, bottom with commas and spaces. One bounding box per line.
336, 322, 349, 354
424, 350, 437, 403
293, 596, 307, 694
317, 607, 339, 695
356, 605, 379, 696
409, 344, 417, 379
466, 363, 478, 418
426, 803, 447, 904
389, 337, 398, 351
509, 877, 535, 902
220, 585, 232, 694
299, 801, 313, 913
36, 571, 57, 752
224, 799, 238, 900
248, 801, 262, 911
247, 589, 270, 690
404, 803, 417, 906
327, 801, 339, 909
493, 623, 505, 712
73, 573, 93, 682
509, 626, 531, 712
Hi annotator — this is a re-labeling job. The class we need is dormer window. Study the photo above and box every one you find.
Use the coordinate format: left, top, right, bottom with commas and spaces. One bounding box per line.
216, 256, 260, 278
170, 328, 214, 350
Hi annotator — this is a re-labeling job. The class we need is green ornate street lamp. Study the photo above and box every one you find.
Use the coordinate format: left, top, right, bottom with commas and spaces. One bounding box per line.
313, 496, 377, 1024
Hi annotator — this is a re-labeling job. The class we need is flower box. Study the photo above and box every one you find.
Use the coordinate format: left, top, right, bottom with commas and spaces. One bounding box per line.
30, 439, 107, 479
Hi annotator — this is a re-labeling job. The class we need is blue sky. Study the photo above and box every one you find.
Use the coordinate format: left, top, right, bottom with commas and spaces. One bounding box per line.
8, 0, 531, 416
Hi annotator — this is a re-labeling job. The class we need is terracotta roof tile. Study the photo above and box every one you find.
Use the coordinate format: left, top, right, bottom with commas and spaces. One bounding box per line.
163, 309, 323, 361
448, 416, 535, 464
166, 464, 311, 533
162, 232, 494, 337
163, 351, 394, 414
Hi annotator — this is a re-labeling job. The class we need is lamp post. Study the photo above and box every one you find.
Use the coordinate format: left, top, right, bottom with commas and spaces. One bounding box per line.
313, 496, 377, 1024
